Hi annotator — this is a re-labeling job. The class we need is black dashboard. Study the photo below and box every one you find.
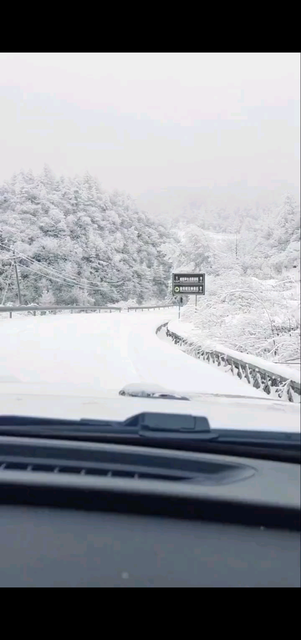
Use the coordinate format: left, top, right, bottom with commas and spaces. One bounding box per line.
1, 505, 300, 587
0, 435, 300, 587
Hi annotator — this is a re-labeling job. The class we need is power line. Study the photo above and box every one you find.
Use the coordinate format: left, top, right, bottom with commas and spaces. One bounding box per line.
0, 242, 123, 288
0, 241, 91, 286
21, 253, 93, 285
0, 240, 124, 287
20, 262, 125, 295
18, 254, 124, 288
19, 254, 95, 288
0, 247, 86, 290
19, 263, 104, 292
1, 241, 165, 292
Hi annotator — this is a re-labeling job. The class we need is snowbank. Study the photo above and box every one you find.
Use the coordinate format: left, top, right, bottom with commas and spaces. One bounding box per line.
168, 319, 300, 385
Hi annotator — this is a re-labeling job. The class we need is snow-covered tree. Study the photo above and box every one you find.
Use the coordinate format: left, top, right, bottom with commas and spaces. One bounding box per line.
164, 193, 300, 363
39, 288, 55, 306
0, 168, 172, 306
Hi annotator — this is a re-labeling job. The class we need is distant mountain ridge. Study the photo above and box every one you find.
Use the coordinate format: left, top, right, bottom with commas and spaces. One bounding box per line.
136, 182, 300, 225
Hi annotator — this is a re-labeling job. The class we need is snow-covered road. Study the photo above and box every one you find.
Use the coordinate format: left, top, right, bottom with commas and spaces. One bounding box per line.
0, 311, 266, 398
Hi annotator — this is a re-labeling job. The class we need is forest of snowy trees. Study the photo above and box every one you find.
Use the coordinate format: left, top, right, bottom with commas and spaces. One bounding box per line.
0, 166, 299, 364
161, 195, 300, 363
0, 167, 171, 307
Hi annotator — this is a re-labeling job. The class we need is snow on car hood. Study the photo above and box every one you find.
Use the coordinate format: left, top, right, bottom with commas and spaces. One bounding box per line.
0, 380, 300, 433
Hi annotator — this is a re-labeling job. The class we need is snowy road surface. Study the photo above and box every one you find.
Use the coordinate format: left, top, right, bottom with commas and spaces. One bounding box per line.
0, 311, 266, 398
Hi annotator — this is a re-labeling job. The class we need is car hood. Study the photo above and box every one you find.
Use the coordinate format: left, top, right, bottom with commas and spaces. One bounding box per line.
0, 380, 300, 433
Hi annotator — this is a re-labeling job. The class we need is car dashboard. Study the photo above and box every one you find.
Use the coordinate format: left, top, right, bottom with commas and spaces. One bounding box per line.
0, 435, 300, 587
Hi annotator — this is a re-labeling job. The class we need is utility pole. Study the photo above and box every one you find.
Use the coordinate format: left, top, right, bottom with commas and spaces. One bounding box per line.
13, 249, 22, 305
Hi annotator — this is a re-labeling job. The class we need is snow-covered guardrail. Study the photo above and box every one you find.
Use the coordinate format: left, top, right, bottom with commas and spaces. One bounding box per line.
127, 305, 176, 312
158, 322, 300, 403
0, 305, 122, 318
0, 303, 176, 318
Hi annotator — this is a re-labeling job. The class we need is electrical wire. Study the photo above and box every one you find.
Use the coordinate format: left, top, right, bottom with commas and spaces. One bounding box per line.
19, 253, 124, 288
19, 254, 98, 288
0, 241, 165, 292
19, 263, 106, 292
1, 249, 92, 290
18, 251, 101, 286
0, 240, 123, 287
0, 242, 116, 286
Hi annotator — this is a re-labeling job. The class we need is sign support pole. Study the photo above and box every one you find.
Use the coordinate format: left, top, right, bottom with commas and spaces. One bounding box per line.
195, 294, 197, 311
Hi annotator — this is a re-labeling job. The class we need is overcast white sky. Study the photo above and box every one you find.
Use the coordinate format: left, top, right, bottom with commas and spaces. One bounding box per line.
0, 53, 299, 203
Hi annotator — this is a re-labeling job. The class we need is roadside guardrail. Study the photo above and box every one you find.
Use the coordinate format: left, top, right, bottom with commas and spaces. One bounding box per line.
127, 305, 176, 312
0, 303, 176, 319
157, 323, 300, 403
0, 305, 122, 318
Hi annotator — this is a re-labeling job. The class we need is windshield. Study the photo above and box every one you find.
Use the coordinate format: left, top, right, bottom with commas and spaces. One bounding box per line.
0, 53, 300, 436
